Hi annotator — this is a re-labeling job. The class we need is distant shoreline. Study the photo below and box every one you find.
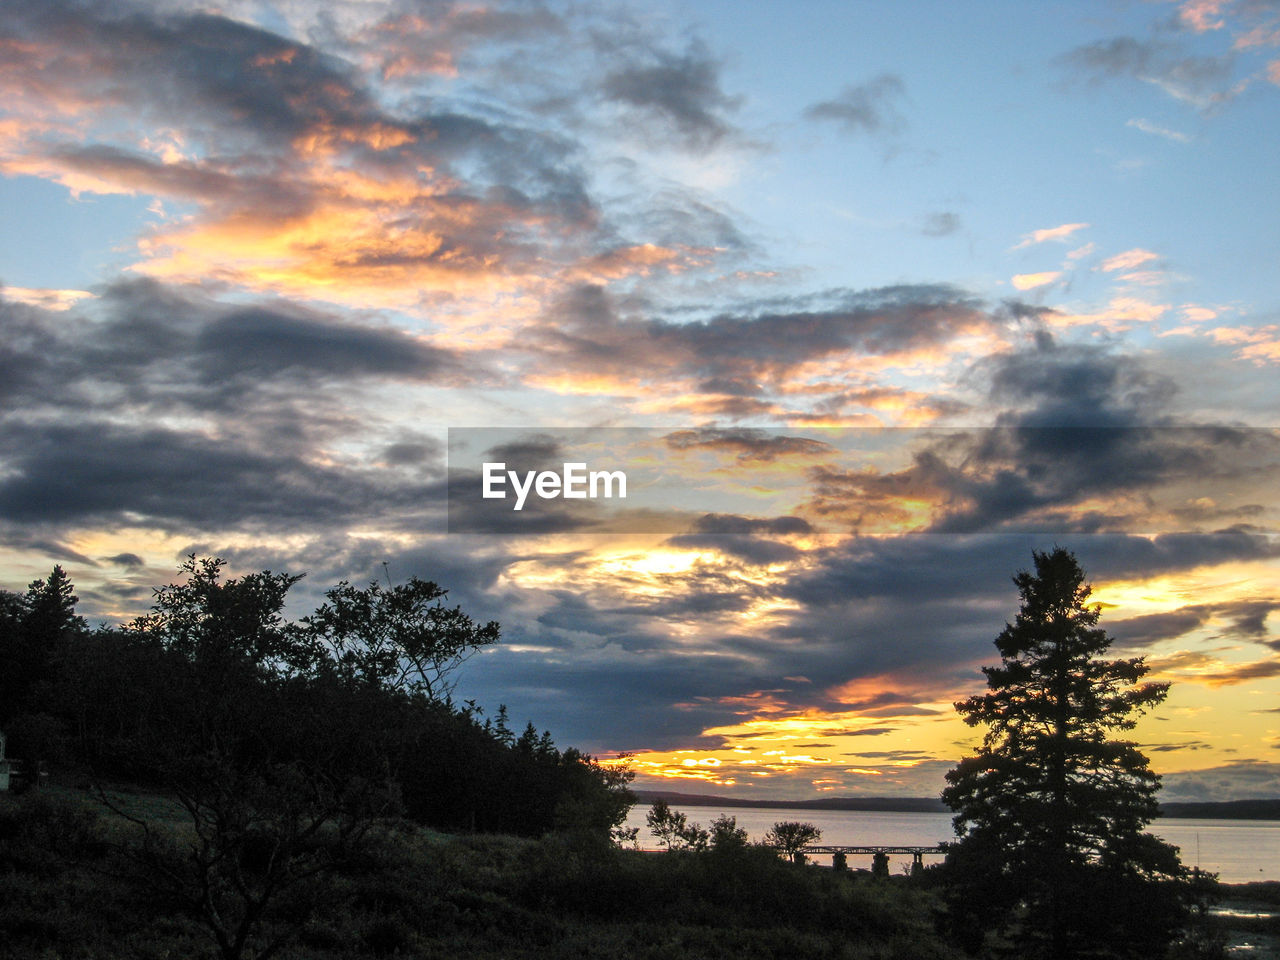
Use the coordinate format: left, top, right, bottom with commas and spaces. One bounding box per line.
632, 790, 1280, 821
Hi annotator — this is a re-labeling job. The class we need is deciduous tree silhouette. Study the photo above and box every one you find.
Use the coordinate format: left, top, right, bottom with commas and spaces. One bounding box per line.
645, 799, 708, 851
763, 821, 821, 861
304, 577, 499, 702
107, 754, 396, 960
941, 548, 1190, 959
708, 814, 749, 853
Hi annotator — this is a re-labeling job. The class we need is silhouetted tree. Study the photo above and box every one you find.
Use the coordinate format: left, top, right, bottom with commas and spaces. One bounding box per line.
763, 821, 821, 861
107, 559, 399, 960
0, 566, 88, 724
708, 814, 749, 853
126, 556, 309, 683
108, 753, 396, 960
941, 548, 1190, 959
645, 800, 708, 851
304, 577, 499, 702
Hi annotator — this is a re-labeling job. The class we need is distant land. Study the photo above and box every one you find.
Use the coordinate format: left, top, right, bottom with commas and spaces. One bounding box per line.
632, 790, 1280, 821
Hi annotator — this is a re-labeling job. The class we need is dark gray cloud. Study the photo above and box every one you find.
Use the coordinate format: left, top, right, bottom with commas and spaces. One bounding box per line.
530, 282, 990, 391
1109, 599, 1280, 649
0, 420, 438, 526
687, 514, 813, 536
985, 332, 1176, 427
1058, 34, 1240, 110
599, 39, 742, 151
481, 434, 566, 467
1161, 761, 1280, 802
804, 74, 907, 135
5, 1, 371, 147
458, 647, 764, 752
715, 529, 1280, 715
658, 513, 812, 567
662, 534, 801, 568
788, 335, 1280, 536
0, 533, 99, 567
195, 308, 456, 383
381, 439, 443, 466
664, 429, 834, 463
102, 552, 145, 568
921, 211, 960, 237
0, 282, 469, 417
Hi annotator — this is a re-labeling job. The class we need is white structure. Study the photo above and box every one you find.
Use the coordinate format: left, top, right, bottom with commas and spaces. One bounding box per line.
0, 729, 9, 792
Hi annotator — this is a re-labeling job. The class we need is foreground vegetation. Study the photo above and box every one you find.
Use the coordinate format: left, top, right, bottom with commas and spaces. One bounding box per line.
1, 785, 967, 960
0, 785, 1257, 960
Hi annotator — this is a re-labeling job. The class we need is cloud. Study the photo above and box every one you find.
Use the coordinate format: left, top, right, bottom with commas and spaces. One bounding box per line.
664, 429, 834, 464
803, 74, 907, 136
783, 334, 1280, 538
1207, 323, 1280, 364
0, 1, 609, 307
685, 514, 813, 536
344, 3, 565, 83
1126, 118, 1192, 142
598, 39, 743, 151
1109, 599, 1280, 649
525, 283, 993, 402
195, 308, 458, 384
1162, 761, 1280, 802
1100, 248, 1160, 272
1011, 271, 1062, 291
1013, 223, 1089, 249
920, 211, 961, 237
1178, 0, 1230, 34
0, 281, 471, 418
0, 285, 94, 310
1059, 34, 1242, 110
0, 420, 442, 531
103, 552, 146, 569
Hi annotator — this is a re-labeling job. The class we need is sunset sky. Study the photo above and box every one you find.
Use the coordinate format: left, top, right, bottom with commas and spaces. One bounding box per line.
2, 0, 1279, 802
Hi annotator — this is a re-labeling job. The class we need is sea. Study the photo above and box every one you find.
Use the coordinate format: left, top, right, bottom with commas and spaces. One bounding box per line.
623, 805, 1280, 884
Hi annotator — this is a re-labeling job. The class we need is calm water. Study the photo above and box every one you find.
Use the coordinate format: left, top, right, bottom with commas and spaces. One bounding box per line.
624, 805, 1280, 884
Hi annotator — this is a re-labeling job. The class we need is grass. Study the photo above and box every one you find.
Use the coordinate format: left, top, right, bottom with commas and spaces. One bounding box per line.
2, 783, 1253, 959
0, 784, 967, 960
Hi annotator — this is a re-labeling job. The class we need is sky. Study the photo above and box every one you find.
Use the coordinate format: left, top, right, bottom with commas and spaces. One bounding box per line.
2, 0, 1279, 803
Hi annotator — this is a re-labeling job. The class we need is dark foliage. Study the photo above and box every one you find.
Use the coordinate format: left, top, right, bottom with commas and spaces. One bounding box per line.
0, 559, 635, 958
0, 794, 970, 958
764, 820, 823, 860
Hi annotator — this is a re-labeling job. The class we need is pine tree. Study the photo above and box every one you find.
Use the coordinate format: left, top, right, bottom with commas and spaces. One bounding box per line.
1, 566, 87, 720
941, 548, 1190, 959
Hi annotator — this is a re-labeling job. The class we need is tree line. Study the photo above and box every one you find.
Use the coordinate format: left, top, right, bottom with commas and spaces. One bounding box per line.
1, 557, 637, 959
1, 557, 632, 838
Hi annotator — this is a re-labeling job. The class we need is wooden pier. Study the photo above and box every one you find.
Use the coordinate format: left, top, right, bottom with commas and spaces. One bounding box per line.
800, 844, 945, 875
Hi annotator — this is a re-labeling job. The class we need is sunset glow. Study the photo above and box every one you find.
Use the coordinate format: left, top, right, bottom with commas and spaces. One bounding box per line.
2, 0, 1279, 804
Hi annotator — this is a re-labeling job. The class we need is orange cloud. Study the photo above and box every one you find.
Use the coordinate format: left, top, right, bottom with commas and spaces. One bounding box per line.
1100, 248, 1160, 272
1050, 296, 1169, 331
1011, 271, 1061, 290
1013, 222, 1089, 248
1181, 305, 1219, 323
1208, 324, 1280, 363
